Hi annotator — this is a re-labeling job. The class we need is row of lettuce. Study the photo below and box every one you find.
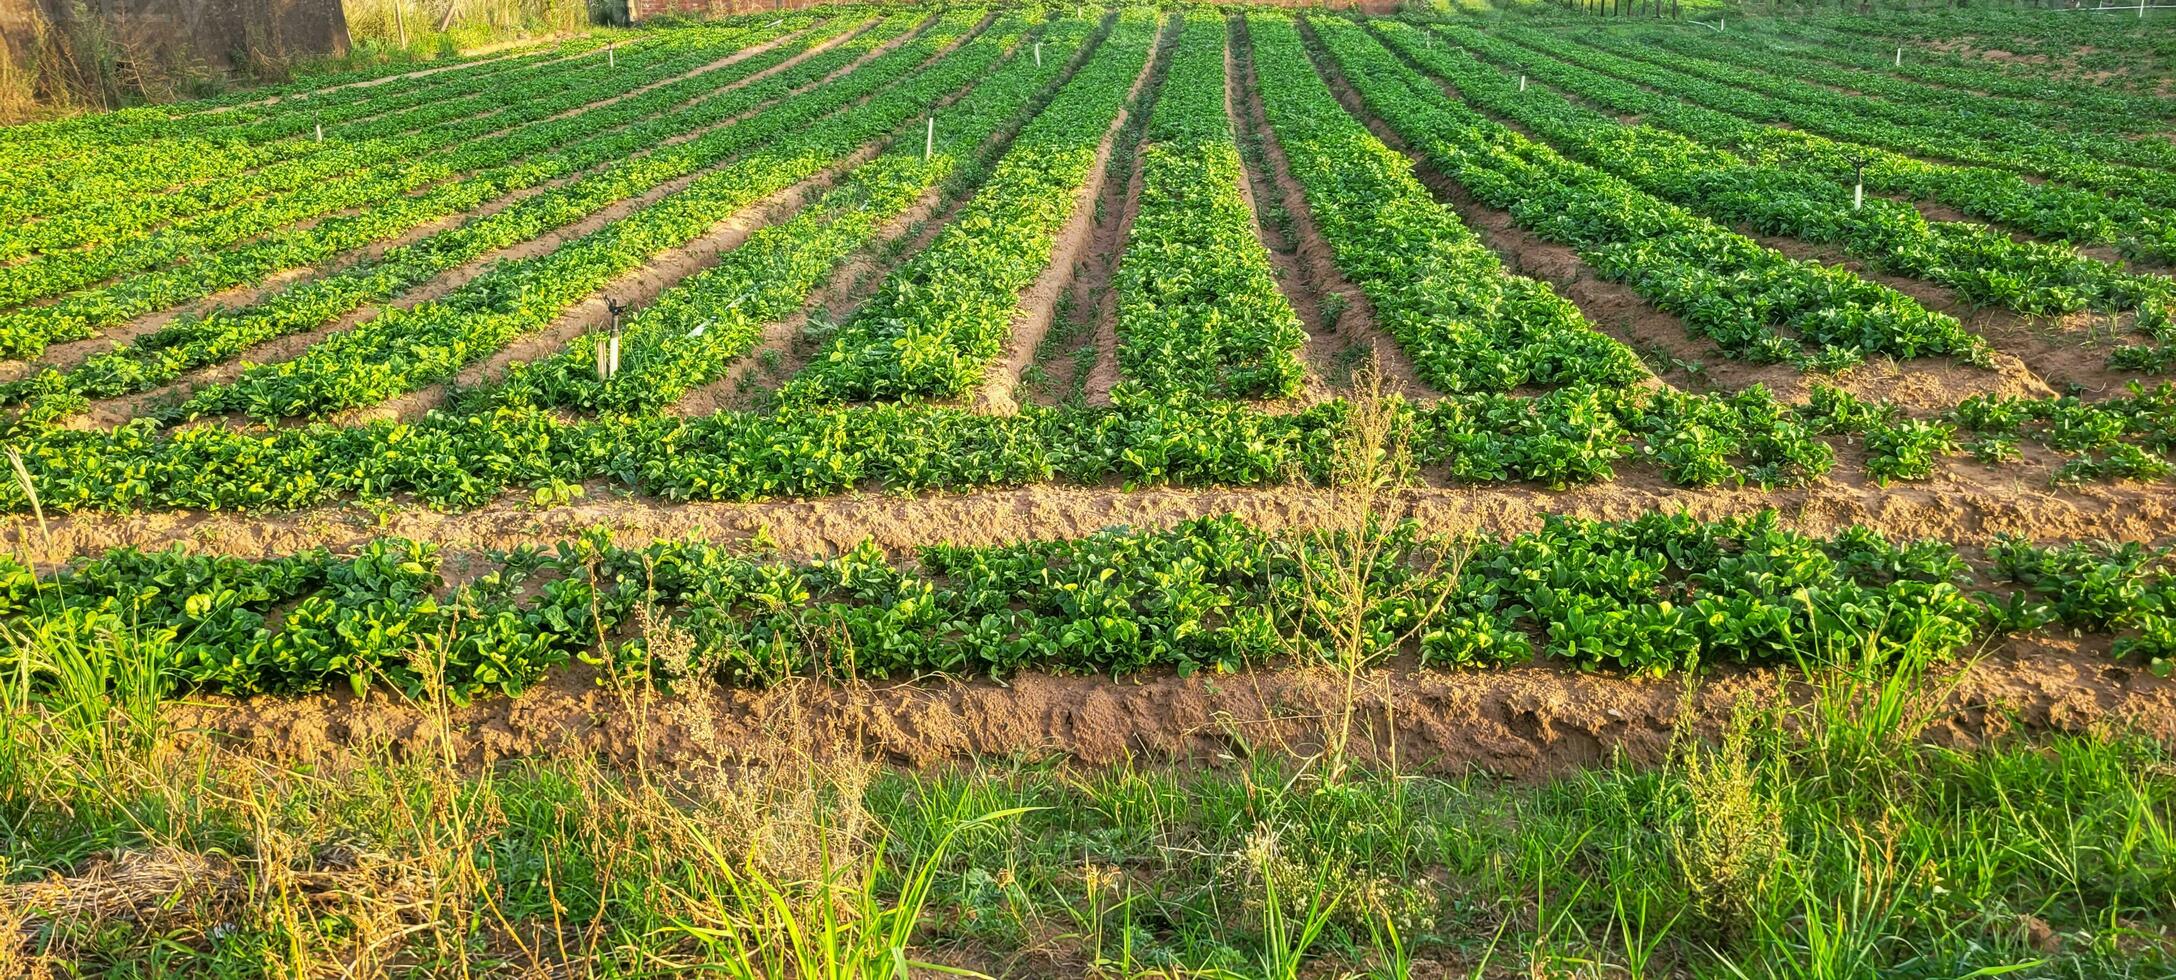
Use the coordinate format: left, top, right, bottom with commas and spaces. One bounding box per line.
1296, 15, 1988, 374
4, 512, 2169, 700
0, 32, 615, 173
169, 9, 1007, 423
483, 11, 1114, 414
0, 20, 817, 290
0, 23, 796, 267
1398, 22, 2170, 322
1110, 11, 1307, 399
9, 378, 2176, 515
1470, 22, 2176, 276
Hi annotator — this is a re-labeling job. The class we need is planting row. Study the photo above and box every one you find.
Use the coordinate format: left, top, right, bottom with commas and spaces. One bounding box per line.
779, 10, 1163, 405
0, 11, 944, 421
1640, 28, 2175, 171
1306, 16, 1987, 372
0, 31, 780, 308
1757, 19, 2175, 119
1492, 27, 2176, 271
0, 32, 689, 227
1403, 22, 2171, 322
0, 11, 928, 362
0, 19, 847, 267
1111, 11, 1307, 400
1583, 31, 2176, 209
171, 9, 994, 423
1243, 14, 1645, 394
482, 13, 1111, 415
5, 512, 2169, 702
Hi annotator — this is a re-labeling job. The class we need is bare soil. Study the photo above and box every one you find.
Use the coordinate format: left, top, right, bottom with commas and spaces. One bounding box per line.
1225, 36, 1337, 405
161, 635, 2176, 782
15, 467, 2176, 570
1228, 21, 1433, 402
976, 21, 1165, 415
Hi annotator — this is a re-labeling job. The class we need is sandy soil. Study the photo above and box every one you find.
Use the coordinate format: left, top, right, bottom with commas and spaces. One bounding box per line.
161, 635, 2176, 781
13, 466, 2176, 570
976, 21, 1166, 415
1229, 20, 1433, 402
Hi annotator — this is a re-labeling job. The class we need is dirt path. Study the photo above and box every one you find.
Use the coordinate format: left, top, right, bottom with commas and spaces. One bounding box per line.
975, 19, 1168, 415
15, 465, 2176, 568
161, 635, 2176, 782
1228, 18, 1432, 402
1071, 30, 1167, 407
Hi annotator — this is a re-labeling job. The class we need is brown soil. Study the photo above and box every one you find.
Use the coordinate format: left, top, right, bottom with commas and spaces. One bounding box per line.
1072, 125, 1150, 407
976, 20, 1166, 415
1229, 19, 1432, 402
1225, 33, 1335, 405
17, 470, 2176, 569
161, 635, 2176, 781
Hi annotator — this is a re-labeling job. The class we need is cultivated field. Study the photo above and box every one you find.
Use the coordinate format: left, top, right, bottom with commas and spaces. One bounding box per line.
3, 3, 2175, 976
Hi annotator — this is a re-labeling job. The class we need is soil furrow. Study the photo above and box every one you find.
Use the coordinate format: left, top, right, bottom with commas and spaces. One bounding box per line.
159, 637, 2176, 782
14, 468, 2176, 569
1228, 16, 1432, 401
974, 17, 1168, 416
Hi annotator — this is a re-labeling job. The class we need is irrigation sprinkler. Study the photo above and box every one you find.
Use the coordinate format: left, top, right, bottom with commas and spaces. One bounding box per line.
1850, 156, 1870, 211
598, 299, 627, 381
